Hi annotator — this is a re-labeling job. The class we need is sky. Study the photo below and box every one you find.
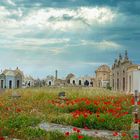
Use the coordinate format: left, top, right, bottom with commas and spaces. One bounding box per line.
0, 0, 140, 79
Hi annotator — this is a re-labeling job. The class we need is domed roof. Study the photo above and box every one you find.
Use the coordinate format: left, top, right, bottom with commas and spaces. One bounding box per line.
66, 73, 75, 79
96, 65, 111, 72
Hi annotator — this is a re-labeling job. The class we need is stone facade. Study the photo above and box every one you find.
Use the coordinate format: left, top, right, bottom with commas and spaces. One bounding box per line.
45, 75, 55, 86
127, 65, 140, 93
68, 65, 111, 88
111, 51, 132, 92
70, 75, 94, 87
45, 72, 66, 86
65, 73, 75, 84
23, 75, 35, 88
95, 65, 111, 88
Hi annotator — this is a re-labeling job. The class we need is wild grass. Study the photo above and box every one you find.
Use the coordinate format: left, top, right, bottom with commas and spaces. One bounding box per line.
0, 87, 134, 139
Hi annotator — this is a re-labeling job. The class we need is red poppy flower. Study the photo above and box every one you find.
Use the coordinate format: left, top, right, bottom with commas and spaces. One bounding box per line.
121, 132, 127, 137
133, 134, 139, 139
83, 114, 88, 118
73, 127, 77, 131
78, 135, 84, 139
5, 107, 10, 111
136, 119, 140, 124
96, 114, 100, 118
77, 129, 81, 133
0, 138, 5, 140
113, 132, 119, 137
16, 108, 21, 113
84, 126, 90, 130
65, 132, 70, 136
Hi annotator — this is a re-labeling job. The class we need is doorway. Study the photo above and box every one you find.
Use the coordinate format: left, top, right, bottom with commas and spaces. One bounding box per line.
17, 80, 20, 88
123, 77, 125, 91
49, 81, 51, 86
1, 80, 4, 88
9, 80, 12, 89
73, 80, 75, 85
79, 80, 81, 85
84, 80, 89, 86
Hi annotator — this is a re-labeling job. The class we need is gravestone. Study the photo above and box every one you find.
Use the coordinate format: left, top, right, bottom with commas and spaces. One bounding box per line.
58, 92, 65, 97
58, 92, 67, 103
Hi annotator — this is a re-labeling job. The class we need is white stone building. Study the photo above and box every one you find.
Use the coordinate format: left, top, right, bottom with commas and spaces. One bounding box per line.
111, 51, 132, 92
111, 51, 140, 94
45, 75, 55, 86
0, 67, 23, 89
95, 65, 111, 88
22, 75, 35, 88
127, 65, 140, 93
70, 75, 94, 86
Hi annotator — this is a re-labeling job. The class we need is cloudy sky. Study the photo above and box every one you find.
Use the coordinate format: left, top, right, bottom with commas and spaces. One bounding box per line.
0, 0, 140, 78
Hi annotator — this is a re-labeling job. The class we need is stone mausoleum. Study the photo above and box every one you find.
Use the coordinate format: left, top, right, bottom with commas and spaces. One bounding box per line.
0, 67, 23, 89
111, 50, 140, 93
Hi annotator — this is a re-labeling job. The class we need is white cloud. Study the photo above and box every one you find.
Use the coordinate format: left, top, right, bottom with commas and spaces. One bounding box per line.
0, 6, 117, 32
99, 40, 121, 50
6, 0, 16, 6
21, 7, 116, 30
0, 6, 23, 31
49, 47, 66, 55
0, 38, 69, 51
78, 7, 115, 25
0, 6, 10, 17
81, 40, 121, 50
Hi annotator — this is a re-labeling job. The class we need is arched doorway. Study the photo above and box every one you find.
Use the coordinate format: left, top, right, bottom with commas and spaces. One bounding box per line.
73, 80, 75, 85
129, 76, 132, 92
17, 80, 20, 88
117, 79, 119, 90
9, 80, 12, 89
90, 81, 93, 87
84, 80, 89, 86
49, 81, 51, 86
1, 80, 4, 88
28, 81, 31, 87
79, 80, 81, 85
123, 77, 125, 91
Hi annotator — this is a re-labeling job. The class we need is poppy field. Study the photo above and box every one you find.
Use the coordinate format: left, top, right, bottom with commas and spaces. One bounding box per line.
0, 87, 139, 139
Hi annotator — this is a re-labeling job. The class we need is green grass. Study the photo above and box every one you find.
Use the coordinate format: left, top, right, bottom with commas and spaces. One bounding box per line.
0, 87, 135, 139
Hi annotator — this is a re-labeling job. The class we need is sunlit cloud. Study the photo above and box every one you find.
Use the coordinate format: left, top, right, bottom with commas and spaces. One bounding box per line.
0, 6, 116, 31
